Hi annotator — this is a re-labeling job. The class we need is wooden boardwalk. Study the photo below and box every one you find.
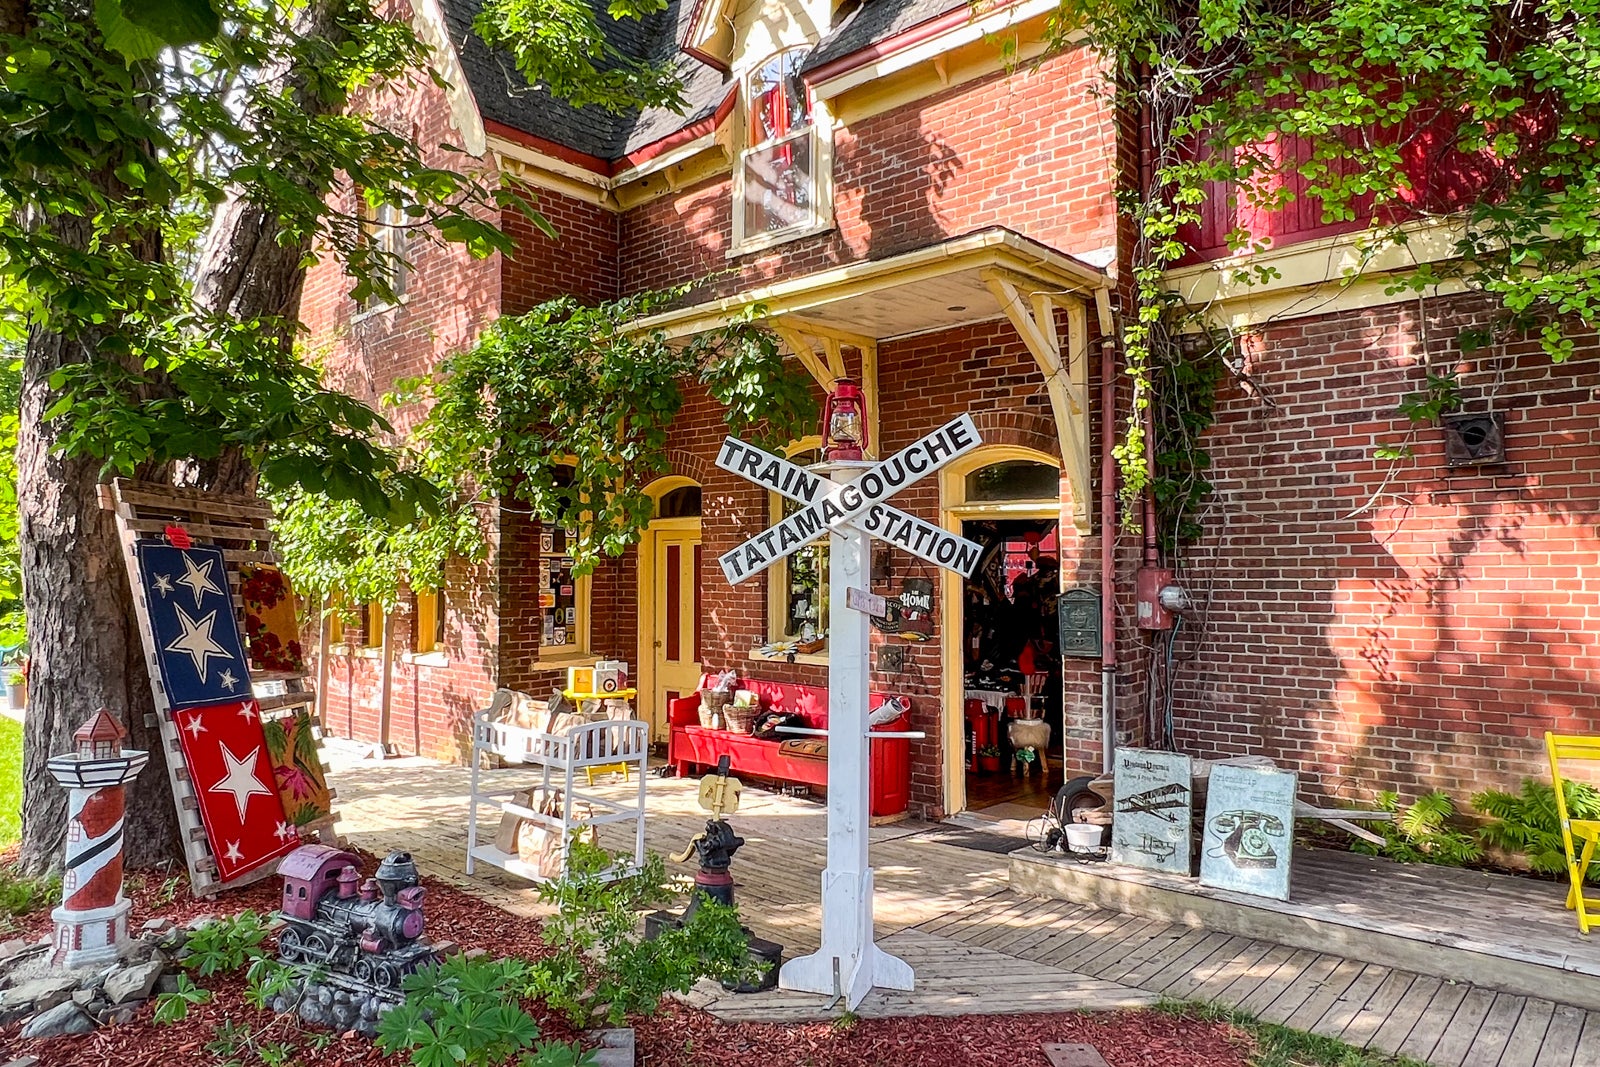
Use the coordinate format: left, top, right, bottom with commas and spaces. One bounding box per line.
328, 756, 1600, 1066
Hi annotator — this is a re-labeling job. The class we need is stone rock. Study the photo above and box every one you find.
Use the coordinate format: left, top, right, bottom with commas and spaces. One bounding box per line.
184, 916, 216, 932
104, 960, 164, 1006
96, 1004, 135, 1026
20, 1001, 96, 1039
0, 939, 30, 963
155, 973, 183, 996
138, 919, 174, 938
0, 976, 80, 1014
71, 989, 94, 1006
589, 1027, 635, 1067
5, 1055, 40, 1067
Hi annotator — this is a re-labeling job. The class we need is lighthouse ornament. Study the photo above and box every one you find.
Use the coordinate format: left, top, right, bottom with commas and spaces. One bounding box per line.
46, 710, 148, 968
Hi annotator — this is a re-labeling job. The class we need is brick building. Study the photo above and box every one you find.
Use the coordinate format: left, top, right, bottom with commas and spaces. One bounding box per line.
301, 0, 1600, 817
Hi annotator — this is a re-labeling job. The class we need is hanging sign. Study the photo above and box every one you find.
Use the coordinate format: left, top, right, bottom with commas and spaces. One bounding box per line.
716, 416, 984, 584
869, 577, 936, 640
845, 587, 887, 616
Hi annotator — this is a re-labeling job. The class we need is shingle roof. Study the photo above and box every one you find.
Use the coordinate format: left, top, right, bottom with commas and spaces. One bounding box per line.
438, 0, 972, 162
437, 0, 731, 162
801, 0, 969, 76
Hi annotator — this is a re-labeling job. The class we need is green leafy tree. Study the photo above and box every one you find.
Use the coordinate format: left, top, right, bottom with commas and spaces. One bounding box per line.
411, 294, 816, 573
1054, 0, 1600, 530
0, 0, 694, 872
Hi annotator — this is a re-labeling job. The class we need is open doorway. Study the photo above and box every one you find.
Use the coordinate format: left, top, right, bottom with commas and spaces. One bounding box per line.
959, 518, 1063, 816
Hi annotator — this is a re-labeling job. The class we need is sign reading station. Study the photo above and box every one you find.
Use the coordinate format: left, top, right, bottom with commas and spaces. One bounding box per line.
717, 414, 985, 585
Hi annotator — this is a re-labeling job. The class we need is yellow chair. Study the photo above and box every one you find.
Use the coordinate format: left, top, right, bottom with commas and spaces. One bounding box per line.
1546, 732, 1600, 933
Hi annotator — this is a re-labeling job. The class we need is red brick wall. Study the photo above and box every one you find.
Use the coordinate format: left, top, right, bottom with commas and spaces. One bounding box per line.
502, 192, 619, 311
1170, 294, 1600, 806
619, 43, 1118, 298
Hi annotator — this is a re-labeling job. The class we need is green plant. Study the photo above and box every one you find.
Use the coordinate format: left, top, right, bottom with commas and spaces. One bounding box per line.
526, 841, 759, 1027
1155, 999, 1429, 1067
152, 973, 212, 1024
1351, 791, 1483, 866
377, 954, 591, 1067
1475, 779, 1600, 881
182, 911, 272, 977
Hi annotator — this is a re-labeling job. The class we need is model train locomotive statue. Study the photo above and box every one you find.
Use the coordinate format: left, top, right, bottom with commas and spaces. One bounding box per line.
277, 844, 440, 990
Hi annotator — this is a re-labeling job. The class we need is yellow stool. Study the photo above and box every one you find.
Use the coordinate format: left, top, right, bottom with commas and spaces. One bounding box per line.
1546, 731, 1600, 933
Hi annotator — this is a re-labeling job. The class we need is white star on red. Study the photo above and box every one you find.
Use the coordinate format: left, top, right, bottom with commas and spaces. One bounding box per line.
224, 840, 243, 863
207, 744, 274, 821
274, 821, 294, 842
183, 714, 206, 739
236, 702, 257, 723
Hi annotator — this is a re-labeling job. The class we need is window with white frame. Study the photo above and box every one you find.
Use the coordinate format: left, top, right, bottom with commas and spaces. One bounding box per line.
738, 49, 818, 245
356, 195, 408, 312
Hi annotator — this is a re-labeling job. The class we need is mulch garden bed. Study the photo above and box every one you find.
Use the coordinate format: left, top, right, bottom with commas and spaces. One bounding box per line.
0, 856, 1258, 1067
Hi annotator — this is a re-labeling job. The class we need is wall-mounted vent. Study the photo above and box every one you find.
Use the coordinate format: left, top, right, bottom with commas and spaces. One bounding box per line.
1442, 412, 1506, 467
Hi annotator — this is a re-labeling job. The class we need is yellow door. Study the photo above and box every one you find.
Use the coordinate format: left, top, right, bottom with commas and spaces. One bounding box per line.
652, 526, 702, 733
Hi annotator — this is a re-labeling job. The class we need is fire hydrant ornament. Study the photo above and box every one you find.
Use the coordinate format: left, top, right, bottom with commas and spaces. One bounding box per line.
46, 710, 148, 968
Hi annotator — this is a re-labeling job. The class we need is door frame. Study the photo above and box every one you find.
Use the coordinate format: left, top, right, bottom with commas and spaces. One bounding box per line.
937, 446, 1063, 816
636, 476, 701, 740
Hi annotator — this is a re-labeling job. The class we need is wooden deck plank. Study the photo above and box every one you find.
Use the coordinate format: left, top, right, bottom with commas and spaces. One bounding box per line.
1161, 936, 1255, 1001
1427, 987, 1500, 1067
1334, 967, 1413, 1048
1567, 1011, 1600, 1067
1309, 962, 1391, 1038
1396, 982, 1472, 1063
1457, 992, 1526, 1067
1232, 948, 1319, 1017
1082, 924, 1188, 983
1367, 974, 1441, 1053
1053, 918, 1169, 975
1005, 906, 1114, 963
1531, 1004, 1586, 1067
1282, 956, 1365, 1032
1499, 999, 1557, 1067
1186, 939, 1278, 1007
1144, 931, 1238, 995
1110, 928, 1213, 988
1034, 911, 1145, 968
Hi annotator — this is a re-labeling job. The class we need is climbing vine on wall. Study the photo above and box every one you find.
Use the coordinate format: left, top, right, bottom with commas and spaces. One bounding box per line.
409, 292, 818, 572
1053, 0, 1600, 536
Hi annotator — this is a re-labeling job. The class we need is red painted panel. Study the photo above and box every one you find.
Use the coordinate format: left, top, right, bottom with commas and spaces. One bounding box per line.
665, 544, 681, 661
692, 544, 703, 664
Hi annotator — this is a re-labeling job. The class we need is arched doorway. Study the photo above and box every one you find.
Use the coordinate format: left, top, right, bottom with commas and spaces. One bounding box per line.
636, 478, 703, 740
938, 447, 1063, 816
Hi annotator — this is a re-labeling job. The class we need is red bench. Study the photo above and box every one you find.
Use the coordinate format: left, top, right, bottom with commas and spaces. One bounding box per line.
667, 677, 913, 819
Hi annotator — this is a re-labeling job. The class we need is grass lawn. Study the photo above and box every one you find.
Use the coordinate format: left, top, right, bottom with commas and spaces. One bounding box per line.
1160, 1001, 1428, 1067
0, 714, 17, 846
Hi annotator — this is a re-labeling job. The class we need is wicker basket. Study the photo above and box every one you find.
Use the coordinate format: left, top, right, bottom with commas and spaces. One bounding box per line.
723, 702, 758, 734
699, 690, 729, 729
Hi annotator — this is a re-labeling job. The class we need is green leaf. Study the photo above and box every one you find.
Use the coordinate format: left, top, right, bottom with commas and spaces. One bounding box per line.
93, 0, 169, 61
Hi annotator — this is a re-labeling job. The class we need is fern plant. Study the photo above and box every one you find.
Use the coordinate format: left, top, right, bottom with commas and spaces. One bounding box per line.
1474, 779, 1600, 881
1352, 791, 1483, 866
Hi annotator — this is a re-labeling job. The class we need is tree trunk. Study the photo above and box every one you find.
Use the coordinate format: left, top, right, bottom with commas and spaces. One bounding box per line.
18, 301, 177, 877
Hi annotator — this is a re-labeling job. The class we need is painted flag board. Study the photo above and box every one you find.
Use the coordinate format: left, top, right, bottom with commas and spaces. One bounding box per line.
173, 699, 298, 881
135, 540, 252, 710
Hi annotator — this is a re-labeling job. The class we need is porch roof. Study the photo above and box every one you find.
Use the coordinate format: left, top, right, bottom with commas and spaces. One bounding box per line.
631, 227, 1111, 343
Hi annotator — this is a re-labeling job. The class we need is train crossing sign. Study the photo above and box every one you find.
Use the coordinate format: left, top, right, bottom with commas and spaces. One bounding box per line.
717, 412, 987, 1010
716, 414, 985, 585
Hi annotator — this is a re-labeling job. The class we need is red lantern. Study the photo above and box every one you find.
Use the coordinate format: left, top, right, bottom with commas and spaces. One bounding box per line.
823, 379, 868, 462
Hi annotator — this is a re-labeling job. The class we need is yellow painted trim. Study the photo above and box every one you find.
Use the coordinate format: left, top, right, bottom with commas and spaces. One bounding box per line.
414, 589, 440, 654
637, 476, 704, 740
1162, 217, 1471, 330
938, 445, 1060, 815
630, 228, 1107, 342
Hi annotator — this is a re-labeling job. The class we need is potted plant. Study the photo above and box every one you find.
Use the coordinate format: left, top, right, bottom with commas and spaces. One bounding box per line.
977, 744, 1002, 773
2, 649, 27, 711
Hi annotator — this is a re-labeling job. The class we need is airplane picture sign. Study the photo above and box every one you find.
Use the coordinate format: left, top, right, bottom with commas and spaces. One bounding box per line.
717, 414, 985, 584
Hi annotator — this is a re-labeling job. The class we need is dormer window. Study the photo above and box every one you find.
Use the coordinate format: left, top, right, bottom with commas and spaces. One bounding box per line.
735, 49, 823, 250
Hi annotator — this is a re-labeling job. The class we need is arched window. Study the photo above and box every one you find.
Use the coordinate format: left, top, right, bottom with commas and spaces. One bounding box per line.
963, 461, 1059, 503
656, 485, 702, 519
736, 49, 818, 247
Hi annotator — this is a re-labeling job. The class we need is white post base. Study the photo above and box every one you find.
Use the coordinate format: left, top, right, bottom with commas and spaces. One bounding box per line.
51, 897, 132, 969
779, 867, 914, 1010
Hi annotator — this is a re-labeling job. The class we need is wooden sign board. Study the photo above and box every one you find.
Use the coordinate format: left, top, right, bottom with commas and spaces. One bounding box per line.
1110, 748, 1193, 874
1200, 763, 1298, 900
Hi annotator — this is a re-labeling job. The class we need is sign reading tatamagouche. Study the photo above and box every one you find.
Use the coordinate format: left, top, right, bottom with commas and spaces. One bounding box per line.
717, 414, 985, 585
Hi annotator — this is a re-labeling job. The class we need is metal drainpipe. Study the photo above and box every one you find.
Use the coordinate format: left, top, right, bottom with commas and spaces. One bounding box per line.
1099, 327, 1119, 774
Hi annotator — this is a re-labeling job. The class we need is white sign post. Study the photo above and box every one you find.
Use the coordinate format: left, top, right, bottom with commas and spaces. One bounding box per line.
717, 414, 984, 1009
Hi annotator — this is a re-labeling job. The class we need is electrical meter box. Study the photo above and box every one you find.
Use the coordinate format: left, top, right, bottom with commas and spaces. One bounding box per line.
1058, 588, 1102, 658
